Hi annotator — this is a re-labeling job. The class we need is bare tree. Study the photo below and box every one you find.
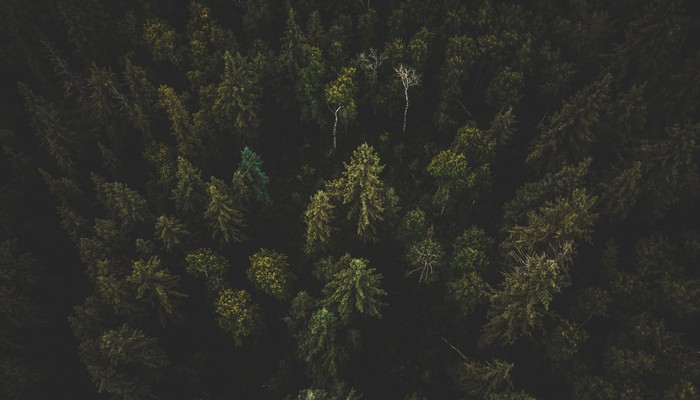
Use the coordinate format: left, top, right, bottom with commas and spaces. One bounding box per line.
358, 48, 386, 80
395, 64, 421, 133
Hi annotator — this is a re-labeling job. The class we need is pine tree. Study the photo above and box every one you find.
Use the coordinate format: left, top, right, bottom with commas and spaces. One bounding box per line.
215, 288, 260, 346
204, 177, 245, 244
158, 85, 202, 159
213, 52, 261, 139
127, 256, 185, 323
299, 307, 347, 388
321, 256, 386, 324
185, 248, 229, 293
80, 324, 168, 400
172, 156, 206, 214
93, 178, 149, 228
247, 248, 293, 300
304, 190, 335, 254
238, 146, 271, 206
328, 143, 387, 242
154, 215, 188, 252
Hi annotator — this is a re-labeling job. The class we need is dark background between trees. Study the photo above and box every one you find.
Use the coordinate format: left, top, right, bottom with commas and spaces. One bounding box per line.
1, 0, 699, 399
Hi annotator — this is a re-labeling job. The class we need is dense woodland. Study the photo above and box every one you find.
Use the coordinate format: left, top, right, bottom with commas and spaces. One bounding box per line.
1, 0, 700, 398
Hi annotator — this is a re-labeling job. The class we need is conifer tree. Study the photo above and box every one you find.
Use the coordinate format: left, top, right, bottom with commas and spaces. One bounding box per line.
154, 215, 188, 252
304, 190, 336, 254
185, 248, 229, 293
321, 256, 386, 324
329, 143, 387, 242
215, 288, 260, 346
247, 248, 293, 300
127, 256, 185, 322
238, 146, 271, 206
204, 177, 245, 244
80, 324, 168, 400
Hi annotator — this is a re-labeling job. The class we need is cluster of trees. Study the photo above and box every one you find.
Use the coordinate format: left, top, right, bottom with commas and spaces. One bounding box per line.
1, 0, 699, 398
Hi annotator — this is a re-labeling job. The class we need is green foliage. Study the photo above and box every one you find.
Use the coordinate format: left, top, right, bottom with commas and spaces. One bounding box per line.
279, 6, 305, 78
154, 215, 188, 251
185, 248, 229, 292
488, 107, 517, 145
326, 66, 357, 141
398, 208, 427, 246
204, 177, 245, 244
600, 161, 643, 221
296, 44, 328, 126
7, 2, 700, 398
528, 74, 612, 172
428, 124, 496, 209
173, 156, 206, 213
215, 288, 260, 346
407, 232, 444, 284
213, 51, 261, 138
299, 307, 346, 387
80, 324, 168, 400
144, 18, 181, 64
94, 179, 149, 228
247, 248, 293, 300
446, 227, 495, 314
503, 188, 597, 256
328, 143, 387, 242
325, 68, 356, 115
304, 190, 336, 254
502, 159, 591, 229
636, 123, 699, 220
482, 252, 567, 346
321, 257, 386, 324
158, 85, 201, 159
238, 146, 271, 206
17, 82, 77, 173
485, 67, 524, 111
541, 317, 588, 363
428, 150, 470, 208
0, 240, 42, 399
127, 256, 184, 322
295, 388, 363, 400
454, 358, 515, 399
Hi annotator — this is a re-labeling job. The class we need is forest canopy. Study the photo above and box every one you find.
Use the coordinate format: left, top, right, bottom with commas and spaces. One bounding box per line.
1, 0, 699, 399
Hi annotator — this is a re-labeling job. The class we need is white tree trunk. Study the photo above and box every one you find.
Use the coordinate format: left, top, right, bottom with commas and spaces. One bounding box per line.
332, 106, 341, 149
403, 88, 409, 133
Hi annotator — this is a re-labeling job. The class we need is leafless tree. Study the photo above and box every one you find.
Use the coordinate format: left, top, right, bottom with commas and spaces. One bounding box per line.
358, 48, 386, 79
395, 64, 421, 133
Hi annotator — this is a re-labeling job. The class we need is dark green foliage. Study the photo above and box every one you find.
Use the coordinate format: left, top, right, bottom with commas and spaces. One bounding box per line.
154, 215, 188, 251
80, 324, 168, 400
238, 146, 271, 206
321, 257, 386, 324
482, 252, 568, 346
215, 288, 260, 346
5, 1, 700, 399
304, 190, 335, 254
326, 143, 389, 242
298, 307, 347, 388
0, 240, 43, 399
127, 256, 185, 323
428, 124, 496, 209
213, 51, 262, 138
204, 177, 246, 244
446, 227, 494, 314
185, 248, 229, 293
